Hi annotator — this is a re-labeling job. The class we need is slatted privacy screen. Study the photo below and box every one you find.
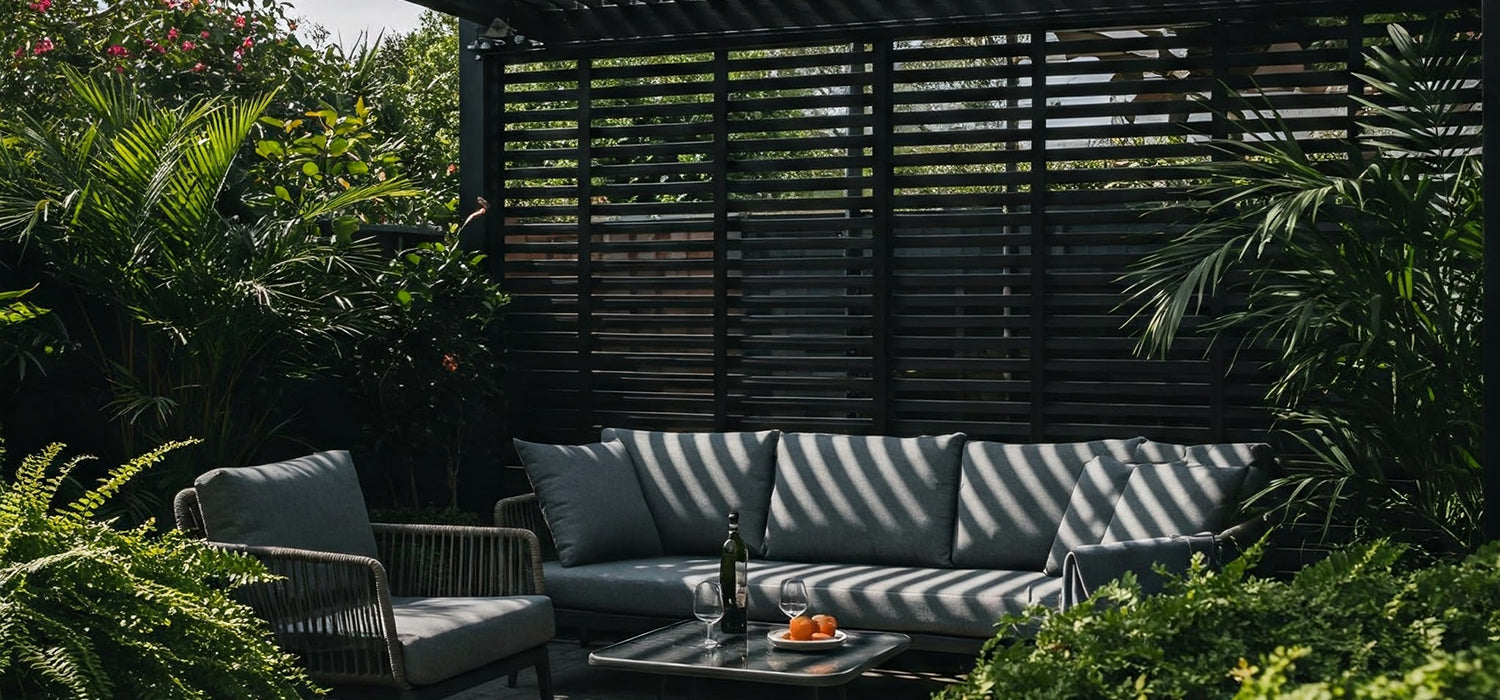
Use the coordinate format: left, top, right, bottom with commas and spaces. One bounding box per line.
492, 8, 1479, 446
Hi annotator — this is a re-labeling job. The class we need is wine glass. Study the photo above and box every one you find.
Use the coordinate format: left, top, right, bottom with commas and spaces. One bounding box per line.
778, 578, 808, 621
693, 580, 724, 648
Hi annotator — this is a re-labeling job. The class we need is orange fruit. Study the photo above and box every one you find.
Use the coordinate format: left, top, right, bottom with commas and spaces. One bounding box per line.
810, 632, 833, 641
788, 615, 816, 640
812, 614, 838, 635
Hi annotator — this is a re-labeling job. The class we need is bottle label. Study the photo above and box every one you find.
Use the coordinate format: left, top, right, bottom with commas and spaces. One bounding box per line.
735, 568, 747, 607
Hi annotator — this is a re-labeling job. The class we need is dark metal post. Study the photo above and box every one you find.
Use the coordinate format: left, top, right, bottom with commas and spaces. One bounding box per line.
458, 19, 490, 256
712, 50, 731, 432
871, 42, 894, 435
1028, 30, 1048, 442
1483, 0, 1499, 541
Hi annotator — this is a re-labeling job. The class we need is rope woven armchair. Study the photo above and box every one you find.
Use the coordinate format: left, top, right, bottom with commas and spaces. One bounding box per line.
174, 451, 554, 699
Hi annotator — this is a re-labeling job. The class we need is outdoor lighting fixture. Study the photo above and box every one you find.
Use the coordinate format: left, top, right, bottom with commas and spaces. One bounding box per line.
466, 16, 532, 57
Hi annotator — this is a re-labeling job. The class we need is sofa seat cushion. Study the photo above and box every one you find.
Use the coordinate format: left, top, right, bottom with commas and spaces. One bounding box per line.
601, 428, 780, 556
764, 432, 966, 568
542, 557, 1054, 638
392, 595, 555, 687
953, 438, 1144, 571
194, 450, 379, 558
514, 439, 663, 566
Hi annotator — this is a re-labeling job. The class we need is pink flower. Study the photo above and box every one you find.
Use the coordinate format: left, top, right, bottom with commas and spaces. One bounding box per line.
153, 43, 167, 54
181, 40, 195, 50
441, 354, 460, 372
200, 30, 210, 38
234, 15, 246, 29
233, 47, 244, 58
28, 0, 51, 13
234, 62, 243, 72
191, 61, 205, 72
167, 28, 179, 41
241, 36, 253, 48
33, 37, 54, 55
114, 65, 125, 73
105, 44, 129, 58
13, 46, 24, 58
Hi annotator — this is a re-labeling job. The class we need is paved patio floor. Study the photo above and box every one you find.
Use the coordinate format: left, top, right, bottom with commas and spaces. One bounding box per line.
443, 635, 972, 700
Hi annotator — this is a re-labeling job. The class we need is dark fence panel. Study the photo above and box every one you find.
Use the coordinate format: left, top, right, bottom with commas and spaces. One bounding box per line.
491, 9, 1477, 449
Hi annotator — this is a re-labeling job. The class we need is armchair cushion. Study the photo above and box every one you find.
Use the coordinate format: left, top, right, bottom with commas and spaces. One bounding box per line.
601, 428, 780, 556
1043, 454, 1136, 576
393, 595, 555, 686
515, 439, 663, 567
1100, 462, 1249, 544
953, 438, 1144, 571
764, 432, 965, 568
193, 450, 378, 558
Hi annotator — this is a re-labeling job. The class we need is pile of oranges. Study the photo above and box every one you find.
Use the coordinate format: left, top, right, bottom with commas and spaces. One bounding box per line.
782, 613, 838, 641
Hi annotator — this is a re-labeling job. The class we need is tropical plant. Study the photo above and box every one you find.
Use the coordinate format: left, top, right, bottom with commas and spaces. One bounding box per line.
938, 540, 1500, 700
1122, 22, 1482, 554
0, 69, 417, 492
0, 286, 64, 380
0, 440, 319, 698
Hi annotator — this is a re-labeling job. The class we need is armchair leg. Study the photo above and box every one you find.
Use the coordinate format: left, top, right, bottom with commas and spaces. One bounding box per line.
536, 651, 553, 700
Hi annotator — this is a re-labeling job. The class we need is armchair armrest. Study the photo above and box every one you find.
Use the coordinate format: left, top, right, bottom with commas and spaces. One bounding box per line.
1059, 534, 1219, 611
371, 523, 544, 598
494, 492, 555, 556
207, 541, 405, 687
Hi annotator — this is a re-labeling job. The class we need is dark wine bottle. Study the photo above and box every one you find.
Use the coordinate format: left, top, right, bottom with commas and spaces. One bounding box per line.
719, 510, 748, 634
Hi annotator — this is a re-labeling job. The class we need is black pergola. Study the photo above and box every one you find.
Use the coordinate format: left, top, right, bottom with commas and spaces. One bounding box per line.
405, 0, 1494, 539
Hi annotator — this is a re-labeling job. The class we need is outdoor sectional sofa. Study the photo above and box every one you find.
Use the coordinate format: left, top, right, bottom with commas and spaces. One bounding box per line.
498, 430, 1272, 651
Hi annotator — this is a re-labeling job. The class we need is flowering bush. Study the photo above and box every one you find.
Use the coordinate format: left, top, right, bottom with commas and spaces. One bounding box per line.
1, 0, 316, 120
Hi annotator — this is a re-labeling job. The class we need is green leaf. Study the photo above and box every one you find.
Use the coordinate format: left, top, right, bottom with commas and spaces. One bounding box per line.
301, 161, 320, 177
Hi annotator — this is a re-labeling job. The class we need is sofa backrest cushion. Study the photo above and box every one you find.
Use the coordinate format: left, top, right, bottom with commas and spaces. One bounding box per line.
193, 450, 378, 559
601, 428, 780, 556
1134, 439, 1274, 513
764, 432, 966, 568
514, 439, 664, 567
1042, 454, 1136, 576
1100, 462, 1250, 544
952, 437, 1145, 571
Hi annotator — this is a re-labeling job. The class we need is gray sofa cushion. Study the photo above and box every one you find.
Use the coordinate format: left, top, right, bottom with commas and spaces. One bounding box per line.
194, 450, 378, 558
1043, 454, 1135, 576
393, 595, 555, 686
1100, 463, 1250, 544
952, 438, 1144, 571
514, 439, 663, 566
764, 432, 966, 568
601, 428, 780, 556
541, 557, 1055, 638
1135, 439, 1275, 505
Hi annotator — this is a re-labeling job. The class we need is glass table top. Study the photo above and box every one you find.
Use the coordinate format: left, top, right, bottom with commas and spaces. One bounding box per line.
588, 621, 911, 687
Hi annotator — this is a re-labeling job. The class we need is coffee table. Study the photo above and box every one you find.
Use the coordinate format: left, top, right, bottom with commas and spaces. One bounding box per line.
588, 621, 911, 699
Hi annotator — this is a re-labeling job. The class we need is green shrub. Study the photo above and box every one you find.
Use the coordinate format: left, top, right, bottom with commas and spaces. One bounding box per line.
0, 440, 318, 698
939, 541, 1500, 700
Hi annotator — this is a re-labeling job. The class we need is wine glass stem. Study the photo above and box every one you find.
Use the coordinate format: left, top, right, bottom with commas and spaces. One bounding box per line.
705, 621, 713, 644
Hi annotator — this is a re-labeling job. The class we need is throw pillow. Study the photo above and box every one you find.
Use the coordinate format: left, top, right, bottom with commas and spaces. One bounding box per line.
1043, 454, 1135, 575
514, 439, 663, 567
1100, 462, 1250, 544
600, 428, 780, 556
194, 450, 379, 558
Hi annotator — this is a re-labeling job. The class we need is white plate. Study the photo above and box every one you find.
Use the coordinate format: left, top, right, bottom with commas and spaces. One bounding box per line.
767, 628, 847, 650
